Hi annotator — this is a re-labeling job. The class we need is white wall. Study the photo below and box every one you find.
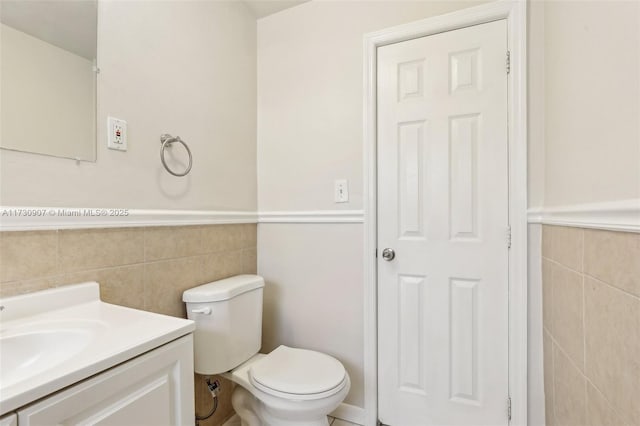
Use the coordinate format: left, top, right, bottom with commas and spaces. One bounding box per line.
257, 0, 486, 409
543, 0, 640, 207
1, 24, 95, 161
259, 223, 364, 404
0, 0, 257, 211
257, 0, 484, 212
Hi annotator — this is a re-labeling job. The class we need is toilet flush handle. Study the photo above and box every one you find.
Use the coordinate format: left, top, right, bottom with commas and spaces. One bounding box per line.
191, 307, 211, 315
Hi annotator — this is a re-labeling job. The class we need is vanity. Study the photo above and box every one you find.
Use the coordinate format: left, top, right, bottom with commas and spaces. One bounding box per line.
0, 283, 195, 426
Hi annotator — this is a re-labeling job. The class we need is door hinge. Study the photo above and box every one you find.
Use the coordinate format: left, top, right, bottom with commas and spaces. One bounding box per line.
507, 396, 512, 421
506, 50, 511, 74
506, 225, 512, 249
375, 248, 378, 258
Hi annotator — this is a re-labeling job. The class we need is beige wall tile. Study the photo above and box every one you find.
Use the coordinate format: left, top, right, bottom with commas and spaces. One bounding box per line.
243, 248, 257, 275
586, 382, 629, 426
0, 276, 61, 298
240, 224, 257, 249
144, 226, 204, 261
551, 226, 584, 272
0, 223, 255, 426
144, 255, 208, 317
201, 225, 237, 254
194, 374, 235, 426
199, 252, 227, 284
0, 231, 58, 282
543, 331, 556, 426
60, 265, 145, 310
553, 343, 587, 426
584, 229, 640, 298
59, 228, 144, 273
552, 264, 585, 370
584, 277, 640, 425
543, 259, 554, 333
221, 250, 247, 278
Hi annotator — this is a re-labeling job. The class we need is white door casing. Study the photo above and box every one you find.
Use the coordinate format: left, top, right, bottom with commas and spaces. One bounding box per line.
377, 19, 509, 426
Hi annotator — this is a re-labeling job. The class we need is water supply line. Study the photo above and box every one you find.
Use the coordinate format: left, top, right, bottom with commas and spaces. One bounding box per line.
195, 377, 221, 426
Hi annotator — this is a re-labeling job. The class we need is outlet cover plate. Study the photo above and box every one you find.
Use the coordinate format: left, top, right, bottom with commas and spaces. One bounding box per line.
107, 117, 127, 151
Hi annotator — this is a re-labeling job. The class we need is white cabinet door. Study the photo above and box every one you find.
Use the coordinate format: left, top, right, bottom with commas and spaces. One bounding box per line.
0, 413, 17, 426
18, 335, 195, 426
377, 20, 509, 426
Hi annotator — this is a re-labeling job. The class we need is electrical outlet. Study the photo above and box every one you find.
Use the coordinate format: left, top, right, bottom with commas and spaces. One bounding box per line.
107, 117, 127, 151
334, 179, 349, 203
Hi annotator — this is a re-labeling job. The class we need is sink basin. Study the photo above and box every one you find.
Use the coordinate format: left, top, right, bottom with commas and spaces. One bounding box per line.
0, 320, 106, 388
0, 282, 195, 416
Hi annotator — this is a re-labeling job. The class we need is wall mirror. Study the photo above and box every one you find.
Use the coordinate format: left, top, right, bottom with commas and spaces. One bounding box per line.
1, 0, 97, 161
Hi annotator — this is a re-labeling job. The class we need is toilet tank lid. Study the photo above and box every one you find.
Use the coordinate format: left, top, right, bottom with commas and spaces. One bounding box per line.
183, 275, 265, 303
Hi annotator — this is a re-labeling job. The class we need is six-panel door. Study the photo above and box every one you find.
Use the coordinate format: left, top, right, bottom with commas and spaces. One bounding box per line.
377, 19, 509, 426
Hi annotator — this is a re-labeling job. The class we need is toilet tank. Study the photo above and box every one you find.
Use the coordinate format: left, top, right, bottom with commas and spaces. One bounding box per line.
183, 275, 265, 375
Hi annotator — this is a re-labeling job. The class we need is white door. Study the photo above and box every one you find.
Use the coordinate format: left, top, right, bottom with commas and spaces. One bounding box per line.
377, 20, 509, 426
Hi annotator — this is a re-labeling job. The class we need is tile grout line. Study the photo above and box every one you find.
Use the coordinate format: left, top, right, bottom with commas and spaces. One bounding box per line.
543, 256, 640, 301
1, 247, 255, 287
547, 325, 631, 426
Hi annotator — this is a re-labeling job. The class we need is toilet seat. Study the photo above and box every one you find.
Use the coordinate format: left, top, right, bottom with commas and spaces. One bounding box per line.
248, 345, 347, 401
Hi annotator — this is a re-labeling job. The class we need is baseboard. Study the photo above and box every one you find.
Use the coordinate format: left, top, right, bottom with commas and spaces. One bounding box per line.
331, 402, 365, 425
527, 199, 640, 233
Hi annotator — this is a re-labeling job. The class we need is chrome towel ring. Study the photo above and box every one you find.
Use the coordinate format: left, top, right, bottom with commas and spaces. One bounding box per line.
160, 134, 192, 177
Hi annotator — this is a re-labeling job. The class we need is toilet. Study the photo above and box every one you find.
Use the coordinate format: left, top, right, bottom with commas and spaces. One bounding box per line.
183, 275, 350, 426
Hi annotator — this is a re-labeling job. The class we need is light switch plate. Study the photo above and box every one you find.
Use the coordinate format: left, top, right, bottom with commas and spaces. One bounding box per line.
334, 179, 349, 203
107, 117, 127, 151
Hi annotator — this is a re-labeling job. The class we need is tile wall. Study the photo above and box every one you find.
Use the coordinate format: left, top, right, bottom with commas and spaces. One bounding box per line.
0, 223, 257, 426
542, 225, 639, 426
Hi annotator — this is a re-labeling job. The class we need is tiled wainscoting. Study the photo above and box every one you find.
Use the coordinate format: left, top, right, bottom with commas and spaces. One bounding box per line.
542, 225, 639, 426
0, 224, 257, 426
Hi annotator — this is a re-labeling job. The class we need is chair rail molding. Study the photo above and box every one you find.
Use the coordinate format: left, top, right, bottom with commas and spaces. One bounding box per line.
258, 210, 364, 224
0, 207, 367, 231
0, 207, 258, 231
527, 199, 640, 232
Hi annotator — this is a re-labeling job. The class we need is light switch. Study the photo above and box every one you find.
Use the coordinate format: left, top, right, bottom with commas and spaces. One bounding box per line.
107, 117, 127, 151
334, 179, 349, 203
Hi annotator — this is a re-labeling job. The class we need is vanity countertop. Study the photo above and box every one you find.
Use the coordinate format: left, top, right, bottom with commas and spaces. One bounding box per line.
0, 283, 195, 415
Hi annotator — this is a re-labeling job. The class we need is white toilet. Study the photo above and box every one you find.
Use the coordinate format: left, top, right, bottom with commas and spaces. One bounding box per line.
183, 275, 350, 426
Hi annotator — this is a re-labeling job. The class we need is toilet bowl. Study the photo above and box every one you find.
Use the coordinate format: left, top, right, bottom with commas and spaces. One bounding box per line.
224, 347, 350, 426
183, 275, 350, 426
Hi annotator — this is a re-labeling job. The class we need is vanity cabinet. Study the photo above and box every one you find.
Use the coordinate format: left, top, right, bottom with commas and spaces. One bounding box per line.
17, 335, 194, 426
0, 413, 17, 426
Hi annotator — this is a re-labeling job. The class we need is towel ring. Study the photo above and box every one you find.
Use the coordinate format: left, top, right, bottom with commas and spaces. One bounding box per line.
160, 134, 192, 177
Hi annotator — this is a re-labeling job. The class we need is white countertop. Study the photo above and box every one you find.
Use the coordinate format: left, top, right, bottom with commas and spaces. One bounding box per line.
0, 283, 195, 415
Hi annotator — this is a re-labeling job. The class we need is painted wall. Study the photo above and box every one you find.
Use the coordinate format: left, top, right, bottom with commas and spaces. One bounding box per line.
257, 0, 484, 212
1, 24, 95, 161
256, 0, 487, 409
542, 0, 640, 207
0, 0, 257, 211
536, 4, 640, 426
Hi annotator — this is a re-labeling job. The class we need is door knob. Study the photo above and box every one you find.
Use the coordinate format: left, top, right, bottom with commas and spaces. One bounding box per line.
382, 248, 395, 261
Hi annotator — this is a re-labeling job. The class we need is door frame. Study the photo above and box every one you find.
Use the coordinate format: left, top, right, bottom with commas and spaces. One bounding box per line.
362, 1, 528, 425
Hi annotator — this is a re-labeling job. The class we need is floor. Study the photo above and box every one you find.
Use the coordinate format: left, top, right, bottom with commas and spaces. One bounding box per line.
329, 417, 360, 426
223, 415, 360, 425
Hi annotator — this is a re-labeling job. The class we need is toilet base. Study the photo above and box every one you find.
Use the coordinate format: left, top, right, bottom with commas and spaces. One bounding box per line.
231, 386, 331, 426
